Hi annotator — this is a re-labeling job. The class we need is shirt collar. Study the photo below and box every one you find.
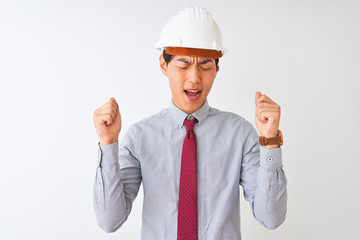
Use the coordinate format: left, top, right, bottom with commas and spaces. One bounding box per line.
169, 100, 210, 128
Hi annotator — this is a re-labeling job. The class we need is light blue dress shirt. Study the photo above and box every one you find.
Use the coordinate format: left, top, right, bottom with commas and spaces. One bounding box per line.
93, 100, 287, 240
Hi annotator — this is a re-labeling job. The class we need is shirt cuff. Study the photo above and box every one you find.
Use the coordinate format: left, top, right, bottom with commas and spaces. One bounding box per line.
259, 145, 283, 169
97, 141, 119, 167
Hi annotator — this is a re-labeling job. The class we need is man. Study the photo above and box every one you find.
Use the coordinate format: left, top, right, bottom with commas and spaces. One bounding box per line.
93, 6, 287, 240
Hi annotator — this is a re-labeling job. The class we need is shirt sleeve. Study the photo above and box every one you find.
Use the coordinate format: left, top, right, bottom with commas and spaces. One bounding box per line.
240, 121, 287, 229
93, 125, 142, 233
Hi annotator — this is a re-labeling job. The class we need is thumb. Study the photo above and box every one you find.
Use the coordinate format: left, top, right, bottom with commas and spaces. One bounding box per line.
255, 91, 262, 103
109, 97, 116, 102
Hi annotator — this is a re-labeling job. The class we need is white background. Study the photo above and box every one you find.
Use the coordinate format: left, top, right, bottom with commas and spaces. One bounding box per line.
0, 0, 359, 239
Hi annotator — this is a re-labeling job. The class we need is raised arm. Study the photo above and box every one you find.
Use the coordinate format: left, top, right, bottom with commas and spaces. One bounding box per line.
92, 98, 141, 232
240, 92, 287, 229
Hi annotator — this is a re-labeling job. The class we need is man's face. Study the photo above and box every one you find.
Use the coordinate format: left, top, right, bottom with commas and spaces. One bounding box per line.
160, 54, 219, 114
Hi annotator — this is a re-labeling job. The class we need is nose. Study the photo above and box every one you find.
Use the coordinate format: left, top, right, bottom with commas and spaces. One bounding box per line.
187, 66, 201, 84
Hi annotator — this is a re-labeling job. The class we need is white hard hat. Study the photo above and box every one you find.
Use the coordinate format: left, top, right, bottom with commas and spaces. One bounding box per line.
155, 6, 227, 58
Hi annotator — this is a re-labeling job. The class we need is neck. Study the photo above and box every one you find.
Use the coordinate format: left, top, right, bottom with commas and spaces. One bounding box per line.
172, 99, 203, 114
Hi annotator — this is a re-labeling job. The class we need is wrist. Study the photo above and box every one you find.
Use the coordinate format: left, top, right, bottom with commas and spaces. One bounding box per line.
259, 129, 283, 148
264, 144, 280, 149
99, 138, 118, 146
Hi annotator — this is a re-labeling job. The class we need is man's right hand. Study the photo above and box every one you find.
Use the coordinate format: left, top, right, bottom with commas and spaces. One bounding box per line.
93, 97, 121, 146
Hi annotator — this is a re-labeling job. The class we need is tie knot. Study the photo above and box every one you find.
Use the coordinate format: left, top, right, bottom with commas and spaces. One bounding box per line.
183, 118, 198, 131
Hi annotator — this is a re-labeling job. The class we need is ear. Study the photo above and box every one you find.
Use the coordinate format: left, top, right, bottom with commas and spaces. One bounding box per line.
159, 54, 168, 77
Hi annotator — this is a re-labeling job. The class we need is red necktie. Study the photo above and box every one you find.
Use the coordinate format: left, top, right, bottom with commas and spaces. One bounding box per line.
177, 118, 198, 240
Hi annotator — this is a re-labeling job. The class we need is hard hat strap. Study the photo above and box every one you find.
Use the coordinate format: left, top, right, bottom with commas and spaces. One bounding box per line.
165, 47, 222, 59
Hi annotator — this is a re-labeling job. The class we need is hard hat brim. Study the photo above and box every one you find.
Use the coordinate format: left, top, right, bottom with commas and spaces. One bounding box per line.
165, 47, 223, 59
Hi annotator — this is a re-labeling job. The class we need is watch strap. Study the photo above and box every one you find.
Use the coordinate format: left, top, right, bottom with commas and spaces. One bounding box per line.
259, 130, 283, 146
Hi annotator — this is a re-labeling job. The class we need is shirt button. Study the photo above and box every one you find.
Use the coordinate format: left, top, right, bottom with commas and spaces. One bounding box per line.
268, 185, 273, 190
189, 115, 194, 120
268, 157, 273, 162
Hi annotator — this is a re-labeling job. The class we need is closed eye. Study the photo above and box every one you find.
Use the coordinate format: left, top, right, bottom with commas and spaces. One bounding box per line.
200, 67, 211, 71
177, 66, 189, 69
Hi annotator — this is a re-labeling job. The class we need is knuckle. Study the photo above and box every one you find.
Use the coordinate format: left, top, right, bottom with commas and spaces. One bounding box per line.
109, 103, 116, 110
105, 102, 112, 108
111, 101, 117, 107
100, 105, 108, 112
105, 106, 113, 114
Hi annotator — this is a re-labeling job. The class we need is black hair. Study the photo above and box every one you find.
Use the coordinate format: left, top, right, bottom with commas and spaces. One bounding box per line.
162, 49, 219, 66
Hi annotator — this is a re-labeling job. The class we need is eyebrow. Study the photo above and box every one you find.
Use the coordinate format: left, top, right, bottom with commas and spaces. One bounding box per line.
176, 58, 213, 64
176, 58, 190, 64
199, 59, 213, 64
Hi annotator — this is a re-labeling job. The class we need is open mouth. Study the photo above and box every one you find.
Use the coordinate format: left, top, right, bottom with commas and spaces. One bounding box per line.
184, 90, 202, 101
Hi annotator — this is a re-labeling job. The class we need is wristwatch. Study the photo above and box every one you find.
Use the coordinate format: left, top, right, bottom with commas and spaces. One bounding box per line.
259, 130, 283, 146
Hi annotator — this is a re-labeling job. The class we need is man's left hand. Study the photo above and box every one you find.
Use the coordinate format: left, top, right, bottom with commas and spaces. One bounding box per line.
255, 91, 281, 148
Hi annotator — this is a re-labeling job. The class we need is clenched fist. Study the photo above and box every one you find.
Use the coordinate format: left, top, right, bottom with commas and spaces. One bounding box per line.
93, 97, 121, 146
255, 91, 281, 148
